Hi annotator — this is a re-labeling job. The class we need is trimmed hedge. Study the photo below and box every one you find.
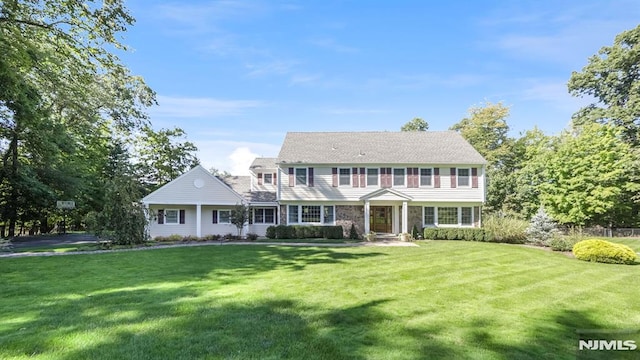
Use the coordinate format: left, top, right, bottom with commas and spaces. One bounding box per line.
572, 239, 638, 265
265, 225, 344, 240
423, 228, 488, 241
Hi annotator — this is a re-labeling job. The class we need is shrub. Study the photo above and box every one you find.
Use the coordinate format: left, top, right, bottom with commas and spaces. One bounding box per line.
202, 234, 222, 241
573, 239, 637, 265
266, 226, 276, 239
411, 225, 421, 239
323, 226, 344, 239
549, 237, 579, 252
349, 223, 359, 240
246, 233, 259, 241
182, 235, 199, 242
482, 216, 528, 243
275, 225, 293, 239
223, 233, 238, 241
422, 228, 486, 241
166, 234, 184, 242
525, 208, 557, 246
423, 228, 437, 240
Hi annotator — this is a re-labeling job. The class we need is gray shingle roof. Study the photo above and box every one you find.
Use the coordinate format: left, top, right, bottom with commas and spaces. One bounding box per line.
221, 175, 277, 203
277, 131, 487, 165
249, 157, 277, 170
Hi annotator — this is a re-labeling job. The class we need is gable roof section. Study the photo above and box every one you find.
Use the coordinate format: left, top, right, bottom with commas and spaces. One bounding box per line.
142, 165, 244, 205
277, 131, 487, 165
360, 188, 413, 201
250, 157, 277, 171
222, 175, 277, 203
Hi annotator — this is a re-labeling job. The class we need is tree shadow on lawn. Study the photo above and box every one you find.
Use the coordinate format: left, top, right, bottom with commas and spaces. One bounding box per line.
1, 286, 397, 360
409, 309, 625, 359
1, 282, 624, 360
0, 245, 386, 295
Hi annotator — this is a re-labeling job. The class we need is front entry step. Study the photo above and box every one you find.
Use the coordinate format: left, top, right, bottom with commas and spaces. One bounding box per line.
373, 233, 399, 241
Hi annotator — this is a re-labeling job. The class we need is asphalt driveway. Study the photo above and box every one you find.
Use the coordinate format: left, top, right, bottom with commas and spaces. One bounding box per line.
9, 233, 99, 249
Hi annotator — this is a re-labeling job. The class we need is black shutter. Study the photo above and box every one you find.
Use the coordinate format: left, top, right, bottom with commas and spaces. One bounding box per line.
179, 210, 186, 224
158, 209, 164, 224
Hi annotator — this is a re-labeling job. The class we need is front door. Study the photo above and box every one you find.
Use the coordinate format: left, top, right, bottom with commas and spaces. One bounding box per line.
371, 206, 392, 233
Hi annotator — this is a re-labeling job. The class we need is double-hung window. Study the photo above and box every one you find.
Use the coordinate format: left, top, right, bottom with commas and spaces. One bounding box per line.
367, 168, 378, 186
393, 168, 405, 186
263, 173, 273, 184
420, 168, 433, 186
295, 168, 307, 186
457, 168, 470, 187
165, 209, 179, 224
339, 168, 351, 186
254, 208, 275, 224
218, 210, 231, 224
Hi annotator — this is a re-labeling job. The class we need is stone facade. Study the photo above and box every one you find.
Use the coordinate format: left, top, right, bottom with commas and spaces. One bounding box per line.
336, 205, 365, 238
280, 205, 288, 225
408, 206, 422, 233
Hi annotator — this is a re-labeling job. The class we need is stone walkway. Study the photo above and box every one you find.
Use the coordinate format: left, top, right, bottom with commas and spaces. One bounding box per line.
0, 239, 418, 258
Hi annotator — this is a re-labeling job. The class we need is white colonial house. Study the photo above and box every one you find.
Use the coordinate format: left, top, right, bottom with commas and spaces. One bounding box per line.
143, 131, 487, 239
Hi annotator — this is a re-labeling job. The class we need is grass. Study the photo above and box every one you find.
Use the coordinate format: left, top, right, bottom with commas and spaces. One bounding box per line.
0, 240, 639, 359
254, 238, 361, 244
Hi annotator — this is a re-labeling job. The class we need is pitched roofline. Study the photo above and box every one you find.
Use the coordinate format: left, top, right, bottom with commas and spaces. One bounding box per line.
142, 165, 245, 203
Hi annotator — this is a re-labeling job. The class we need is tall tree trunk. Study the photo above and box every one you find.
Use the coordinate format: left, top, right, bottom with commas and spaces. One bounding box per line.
7, 130, 18, 238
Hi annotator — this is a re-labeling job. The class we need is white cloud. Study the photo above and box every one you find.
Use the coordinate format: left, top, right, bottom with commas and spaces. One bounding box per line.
151, 95, 265, 119
229, 147, 260, 175
193, 139, 281, 175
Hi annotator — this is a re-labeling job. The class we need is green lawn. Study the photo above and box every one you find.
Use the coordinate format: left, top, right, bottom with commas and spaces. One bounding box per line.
0, 241, 639, 359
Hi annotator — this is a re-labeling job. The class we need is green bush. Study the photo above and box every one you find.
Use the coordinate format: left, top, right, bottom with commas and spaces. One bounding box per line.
411, 225, 421, 239
349, 223, 359, 240
423, 228, 437, 240
323, 226, 344, 239
549, 236, 580, 252
482, 216, 528, 243
266, 226, 276, 239
246, 233, 258, 241
422, 228, 486, 241
573, 239, 638, 265
275, 225, 293, 239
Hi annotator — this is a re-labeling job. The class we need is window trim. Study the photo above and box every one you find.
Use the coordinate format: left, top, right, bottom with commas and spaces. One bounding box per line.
253, 207, 276, 224
366, 168, 379, 187
287, 205, 336, 225
295, 168, 308, 186
164, 209, 179, 225
423, 206, 475, 227
457, 168, 471, 188
393, 168, 406, 187
218, 210, 231, 224
338, 168, 351, 186
420, 168, 434, 187
263, 173, 273, 185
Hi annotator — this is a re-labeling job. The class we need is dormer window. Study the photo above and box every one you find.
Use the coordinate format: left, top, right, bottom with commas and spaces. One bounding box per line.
263, 173, 273, 184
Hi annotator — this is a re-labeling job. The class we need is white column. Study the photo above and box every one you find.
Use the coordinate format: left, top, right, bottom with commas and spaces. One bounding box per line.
196, 203, 202, 238
401, 201, 408, 233
364, 200, 371, 233
393, 206, 400, 234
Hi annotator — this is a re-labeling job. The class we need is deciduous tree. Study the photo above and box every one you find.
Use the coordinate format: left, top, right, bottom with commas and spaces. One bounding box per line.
568, 24, 640, 145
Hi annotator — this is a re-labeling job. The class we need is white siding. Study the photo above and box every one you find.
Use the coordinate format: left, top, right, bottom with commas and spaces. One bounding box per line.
148, 205, 198, 238
279, 165, 485, 203
143, 165, 243, 205
200, 205, 240, 237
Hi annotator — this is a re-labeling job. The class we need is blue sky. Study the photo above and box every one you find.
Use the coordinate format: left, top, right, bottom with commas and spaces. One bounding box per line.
120, 0, 639, 174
